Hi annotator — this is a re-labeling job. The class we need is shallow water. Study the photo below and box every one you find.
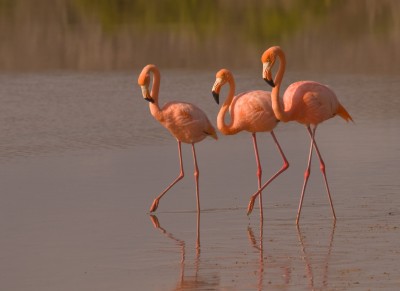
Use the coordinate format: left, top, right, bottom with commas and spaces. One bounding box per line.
0, 70, 400, 290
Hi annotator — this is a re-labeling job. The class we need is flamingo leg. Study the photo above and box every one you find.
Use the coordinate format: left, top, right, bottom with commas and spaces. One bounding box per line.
308, 126, 336, 221
296, 126, 336, 224
252, 133, 264, 220
196, 211, 201, 257
296, 126, 314, 224
150, 141, 184, 212
191, 143, 200, 213
247, 130, 289, 215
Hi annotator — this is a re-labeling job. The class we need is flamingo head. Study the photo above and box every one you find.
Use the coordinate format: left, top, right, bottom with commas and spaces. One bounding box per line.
261, 46, 280, 87
138, 72, 154, 103
211, 69, 232, 104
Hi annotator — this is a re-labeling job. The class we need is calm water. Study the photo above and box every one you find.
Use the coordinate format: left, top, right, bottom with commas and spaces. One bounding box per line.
0, 69, 399, 290
1, 0, 400, 290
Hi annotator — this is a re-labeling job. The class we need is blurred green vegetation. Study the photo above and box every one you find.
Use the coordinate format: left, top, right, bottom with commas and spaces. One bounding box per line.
0, 0, 14, 13
1, 0, 398, 72
73, 0, 334, 44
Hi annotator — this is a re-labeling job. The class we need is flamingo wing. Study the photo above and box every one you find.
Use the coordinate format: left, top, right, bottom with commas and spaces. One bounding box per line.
161, 101, 215, 143
232, 90, 278, 132
283, 81, 339, 125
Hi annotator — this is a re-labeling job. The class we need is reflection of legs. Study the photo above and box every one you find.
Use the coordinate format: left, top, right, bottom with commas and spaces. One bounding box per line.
150, 141, 184, 212
191, 143, 200, 213
308, 127, 336, 221
247, 131, 289, 215
252, 133, 264, 220
297, 221, 336, 289
296, 224, 314, 289
149, 215, 186, 285
247, 224, 264, 291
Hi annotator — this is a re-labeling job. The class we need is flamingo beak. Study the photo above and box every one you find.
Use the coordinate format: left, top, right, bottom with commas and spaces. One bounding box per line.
264, 78, 275, 88
263, 62, 275, 87
141, 85, 154, 103
211, 78, 222, 104
212, 91, 219, 104
145, 97, 155, 103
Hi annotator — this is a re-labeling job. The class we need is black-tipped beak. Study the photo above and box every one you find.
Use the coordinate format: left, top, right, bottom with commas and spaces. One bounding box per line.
212, 91, 219, 104
144, 97, 155, 103
264, 78, 275, 88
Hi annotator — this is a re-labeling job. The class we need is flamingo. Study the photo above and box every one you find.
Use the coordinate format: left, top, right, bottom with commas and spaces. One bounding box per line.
247, 46, 353, 224
211, 69, 289, 219
138, 64, 218, 213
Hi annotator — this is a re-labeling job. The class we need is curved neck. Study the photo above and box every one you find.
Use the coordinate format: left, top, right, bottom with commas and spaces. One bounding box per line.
147, 65, 160, 105
143, 65, 162, 118
139, 65, 162, 121
271, 49, 289, 122
217, 77, 239, 135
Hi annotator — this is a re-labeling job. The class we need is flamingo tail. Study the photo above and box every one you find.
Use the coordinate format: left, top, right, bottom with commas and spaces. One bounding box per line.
337, 104, 354, 123
206, 125, 218, 140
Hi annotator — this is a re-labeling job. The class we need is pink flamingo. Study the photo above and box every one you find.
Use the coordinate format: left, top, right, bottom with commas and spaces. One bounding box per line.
247, 46, 353, 224
211, 69, 289, 219
138, 64, 218, 213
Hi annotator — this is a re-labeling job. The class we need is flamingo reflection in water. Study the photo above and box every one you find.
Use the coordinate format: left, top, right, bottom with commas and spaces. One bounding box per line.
247, 223, 291, 290
149, 214, 219, 290
247, 221, 336, 290
297, 222, 336, 289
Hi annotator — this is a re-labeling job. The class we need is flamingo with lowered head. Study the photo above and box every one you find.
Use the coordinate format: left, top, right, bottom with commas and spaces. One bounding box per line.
138, 64, 217, 213
212, 69, 289, 219
247, 46, 353, 224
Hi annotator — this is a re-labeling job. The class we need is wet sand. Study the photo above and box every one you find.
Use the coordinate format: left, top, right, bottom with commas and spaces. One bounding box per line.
0, 71, 399, 290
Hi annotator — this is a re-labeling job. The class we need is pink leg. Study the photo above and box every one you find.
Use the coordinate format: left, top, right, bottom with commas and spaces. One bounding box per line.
252, 133, 264, 220
296, 126, 314, 224
196, 212, 201, 256
247, 131, 289, 215
150, 141, 184, 212
191, 143, 200, 213
308, 126, 336, 221
296, 126, 336, 224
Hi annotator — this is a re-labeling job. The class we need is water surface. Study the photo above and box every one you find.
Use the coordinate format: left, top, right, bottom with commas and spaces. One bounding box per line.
1, 0, 400, 73
0, 69, 399, 290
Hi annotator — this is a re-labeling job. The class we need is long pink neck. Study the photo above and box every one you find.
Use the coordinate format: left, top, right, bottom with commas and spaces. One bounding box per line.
145, 65, 162, 120
217, 77, 239, 135
271, 49, 289, 122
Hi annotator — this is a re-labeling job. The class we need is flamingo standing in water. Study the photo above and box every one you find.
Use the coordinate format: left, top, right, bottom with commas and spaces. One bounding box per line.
211, 69, 289, 219
247, 46, 353, 224
138, 64, 218, 213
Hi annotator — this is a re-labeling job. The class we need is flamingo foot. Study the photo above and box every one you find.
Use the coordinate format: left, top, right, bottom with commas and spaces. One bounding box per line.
149, 199, 159, 212
247, 197, 256, 216
149, 215, 160, 229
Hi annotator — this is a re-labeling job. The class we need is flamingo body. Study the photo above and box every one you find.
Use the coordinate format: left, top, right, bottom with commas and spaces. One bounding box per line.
257, 46, 353, 224
212, 69, 289, 219
138, 64, 217, 213
281, 81, 345, 125
228, 90, 278, 133
153, 101, 217, 144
